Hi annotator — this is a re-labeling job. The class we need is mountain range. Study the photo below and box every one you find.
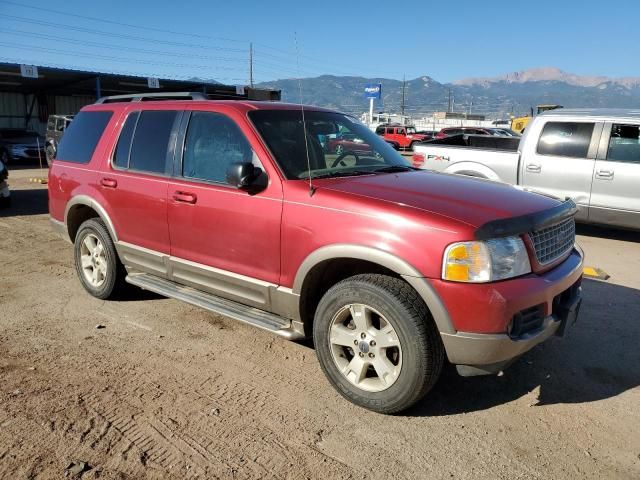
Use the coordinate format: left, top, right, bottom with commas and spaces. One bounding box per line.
254, 67, 640, 119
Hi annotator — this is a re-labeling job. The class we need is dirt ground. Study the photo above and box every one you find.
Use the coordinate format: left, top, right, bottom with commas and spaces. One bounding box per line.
1, 168, 639, 479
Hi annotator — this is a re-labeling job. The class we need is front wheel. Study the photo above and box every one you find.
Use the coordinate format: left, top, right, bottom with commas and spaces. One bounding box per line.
313, 274, 444, 414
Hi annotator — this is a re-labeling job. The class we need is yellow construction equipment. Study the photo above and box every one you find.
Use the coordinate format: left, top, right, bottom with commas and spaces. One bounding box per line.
511, 104, 563, 133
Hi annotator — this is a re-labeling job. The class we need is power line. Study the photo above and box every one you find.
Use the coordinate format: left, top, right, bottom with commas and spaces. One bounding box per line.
0, 14, 247, 53
0, 42, 248, 80
0, 28, 248, 64
0, 0, 247, 44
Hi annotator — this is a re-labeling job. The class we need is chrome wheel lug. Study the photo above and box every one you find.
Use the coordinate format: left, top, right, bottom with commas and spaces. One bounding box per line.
368, 353, 375, 358
370, 340, 376, 347
354, 340, 359, 346
359, 352, 365, 358
360, 332, 366, 339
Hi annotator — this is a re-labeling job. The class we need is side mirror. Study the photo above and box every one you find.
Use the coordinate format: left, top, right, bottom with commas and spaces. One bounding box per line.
226, 162, 261, 190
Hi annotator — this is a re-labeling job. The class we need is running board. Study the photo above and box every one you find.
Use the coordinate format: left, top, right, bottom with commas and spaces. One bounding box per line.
126, 273, 304, 340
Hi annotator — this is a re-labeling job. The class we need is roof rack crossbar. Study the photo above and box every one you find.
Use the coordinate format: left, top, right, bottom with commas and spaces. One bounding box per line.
95, 91, 208, 104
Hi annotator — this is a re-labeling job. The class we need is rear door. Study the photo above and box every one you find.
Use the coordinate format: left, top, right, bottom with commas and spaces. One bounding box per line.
99, 108, 180, 276
520, 120, 603, 221
589, 122, 640, 229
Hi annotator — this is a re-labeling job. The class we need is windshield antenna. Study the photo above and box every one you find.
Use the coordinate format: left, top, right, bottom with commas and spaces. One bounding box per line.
294, 32, 316, 196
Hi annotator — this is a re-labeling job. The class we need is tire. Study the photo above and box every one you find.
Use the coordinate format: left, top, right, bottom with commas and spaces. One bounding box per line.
74, 218, 125, 300
313, 274, 444, 414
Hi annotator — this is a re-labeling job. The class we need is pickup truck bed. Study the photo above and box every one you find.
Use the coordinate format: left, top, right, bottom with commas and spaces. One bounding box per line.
412, 134, 522, 184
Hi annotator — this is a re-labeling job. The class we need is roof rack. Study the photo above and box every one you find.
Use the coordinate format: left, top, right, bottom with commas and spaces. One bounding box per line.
95, 91, 208, 104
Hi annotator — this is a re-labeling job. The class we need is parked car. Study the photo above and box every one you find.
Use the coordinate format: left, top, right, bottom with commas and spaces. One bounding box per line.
0, 158, 9, 208
46, 114, 74, 166
325, 132, 374, 156
486, 127, 521, 137
375, 124, 429, 150
434, 127, 497, 139
49, 93, 584, 413
0, 129, 46, 165
412, 108, 640, 230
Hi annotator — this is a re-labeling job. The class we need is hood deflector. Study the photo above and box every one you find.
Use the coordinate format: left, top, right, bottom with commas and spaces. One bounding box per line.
474, 199, 578, 240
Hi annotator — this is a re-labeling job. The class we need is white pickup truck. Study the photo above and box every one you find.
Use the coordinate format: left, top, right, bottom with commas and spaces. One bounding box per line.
412, 109, 640, 230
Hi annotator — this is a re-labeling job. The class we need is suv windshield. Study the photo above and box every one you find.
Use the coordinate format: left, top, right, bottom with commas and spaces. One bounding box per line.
406, 127, 417, 134
249, 110, 410, 179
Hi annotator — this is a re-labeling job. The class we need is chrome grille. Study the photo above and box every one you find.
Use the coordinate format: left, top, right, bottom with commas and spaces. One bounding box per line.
529, 217, 575, 265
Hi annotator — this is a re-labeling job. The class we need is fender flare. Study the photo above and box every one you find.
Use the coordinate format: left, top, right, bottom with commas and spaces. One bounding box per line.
293, 244, 455, 334
64, 195, 119, 242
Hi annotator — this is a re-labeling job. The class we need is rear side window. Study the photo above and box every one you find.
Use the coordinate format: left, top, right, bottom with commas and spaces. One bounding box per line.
537, 122, 594, 158
55, 111, 112, 163
129, 110, 178, 174
606, 124, 640, 163
113, 111, 139, 169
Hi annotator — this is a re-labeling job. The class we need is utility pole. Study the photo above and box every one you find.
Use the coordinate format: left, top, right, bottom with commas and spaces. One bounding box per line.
447, 88, 452, 113
249, 42, 254, 88
401, 75, 406, 121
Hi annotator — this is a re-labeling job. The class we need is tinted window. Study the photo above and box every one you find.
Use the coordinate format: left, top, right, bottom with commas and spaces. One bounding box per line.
537, 122, 594, 158
607, 124, 640, 163
56, 111, 112, 163
182, 112, 254, 183
113, 111, 139, 169
129, 111, 177, 174
375, 126, 384, 135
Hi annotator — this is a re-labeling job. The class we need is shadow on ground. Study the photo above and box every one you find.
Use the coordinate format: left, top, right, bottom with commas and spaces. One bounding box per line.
0, 188, 49, 217
577, 223, 640, 243
407, 278, 640, 416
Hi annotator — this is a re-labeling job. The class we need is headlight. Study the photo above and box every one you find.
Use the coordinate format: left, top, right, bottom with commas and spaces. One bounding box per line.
442, 236, 531, 283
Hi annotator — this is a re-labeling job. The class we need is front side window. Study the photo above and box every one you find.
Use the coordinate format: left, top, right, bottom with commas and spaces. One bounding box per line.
249, 110, 410, 180
129, 110, 178, 174
537, 122, 594, 158
606, 124, 640, 163
182, 112, 255, 183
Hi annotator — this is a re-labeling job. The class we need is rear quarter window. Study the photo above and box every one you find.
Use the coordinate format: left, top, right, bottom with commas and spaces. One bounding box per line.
536, 122, 594, 158
55, 110, 113, 163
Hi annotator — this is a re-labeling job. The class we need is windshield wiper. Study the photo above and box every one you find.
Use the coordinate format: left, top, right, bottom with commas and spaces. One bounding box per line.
371, 165, 418, 173
310, 170, 374, 180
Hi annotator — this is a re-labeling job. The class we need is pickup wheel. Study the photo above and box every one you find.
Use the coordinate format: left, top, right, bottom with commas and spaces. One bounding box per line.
313, 274, 444, 414
74, 218, 125, 300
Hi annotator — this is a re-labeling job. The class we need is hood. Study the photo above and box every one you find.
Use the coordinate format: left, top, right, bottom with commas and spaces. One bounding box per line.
319, 171, 561, 229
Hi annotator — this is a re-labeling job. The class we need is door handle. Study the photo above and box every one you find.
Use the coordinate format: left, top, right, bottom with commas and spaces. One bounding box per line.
173, 191, 197, 204
526, 164, 541, 173
595, 169, 614, 180
100, 178, 117, 188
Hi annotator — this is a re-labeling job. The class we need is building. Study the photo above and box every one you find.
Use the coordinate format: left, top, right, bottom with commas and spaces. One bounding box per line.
0, 63, 281, 133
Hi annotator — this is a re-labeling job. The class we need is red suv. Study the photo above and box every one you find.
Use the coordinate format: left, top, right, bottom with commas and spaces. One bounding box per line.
375, 124, 429, 150
49, 93, 583, 413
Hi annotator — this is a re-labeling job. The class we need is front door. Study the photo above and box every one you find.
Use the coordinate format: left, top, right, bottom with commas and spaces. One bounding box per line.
167, 110, 282, 309
520, 120, 602, 221
589, 122, 640, 229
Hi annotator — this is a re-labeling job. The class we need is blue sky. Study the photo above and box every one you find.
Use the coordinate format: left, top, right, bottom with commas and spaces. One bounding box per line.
1, 0, 639, 83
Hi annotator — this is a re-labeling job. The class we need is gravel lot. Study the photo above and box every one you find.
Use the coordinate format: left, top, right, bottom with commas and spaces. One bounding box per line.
1, 168, 639, 479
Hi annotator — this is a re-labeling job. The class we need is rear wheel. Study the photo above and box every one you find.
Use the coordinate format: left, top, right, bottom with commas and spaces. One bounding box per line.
74, 218, 125, 299
313, 274, 444, 414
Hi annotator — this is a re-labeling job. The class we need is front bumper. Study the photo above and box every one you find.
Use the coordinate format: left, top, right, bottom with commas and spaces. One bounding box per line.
434, 247, 584, 374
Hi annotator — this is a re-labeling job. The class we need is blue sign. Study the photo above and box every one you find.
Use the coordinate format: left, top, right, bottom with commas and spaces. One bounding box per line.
364, 83, 382, 99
